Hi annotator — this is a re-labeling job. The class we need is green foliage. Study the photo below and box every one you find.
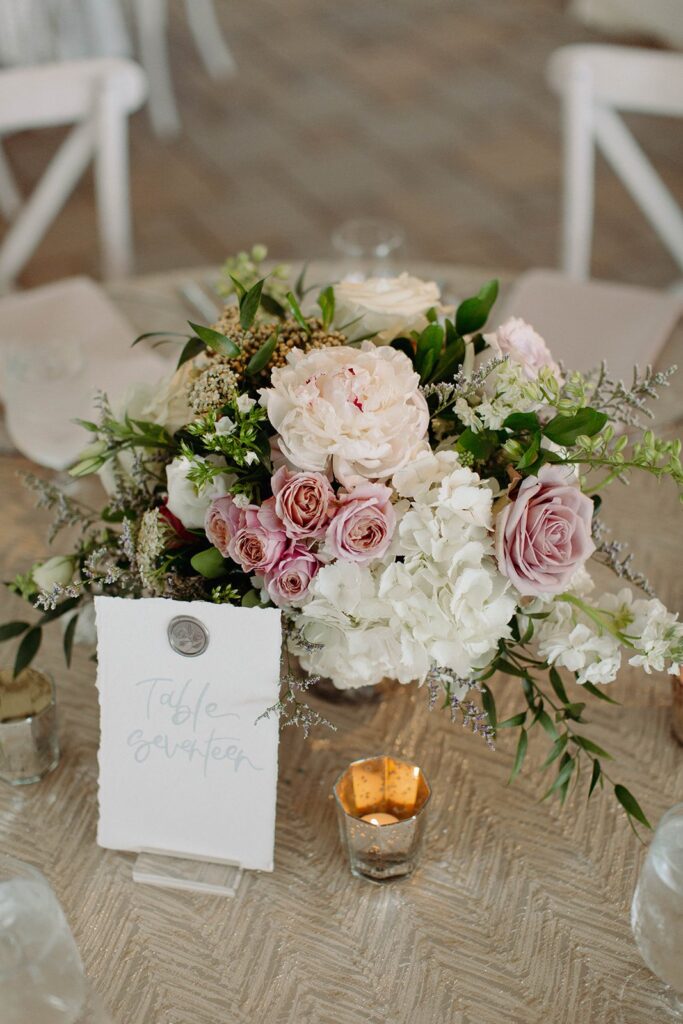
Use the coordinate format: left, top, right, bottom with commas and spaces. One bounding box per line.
543, 407, 608, 446
177, 336, 206, 369
188, 322, 240, 358
14, 627, 42, 678
455, 279, 499, 336
238, 278, 265, 330
317, 286, 335, 330
0, 621, 30, 642
190, 547, 227, 579
285, 291, 311, 334
246, 329, 279, 376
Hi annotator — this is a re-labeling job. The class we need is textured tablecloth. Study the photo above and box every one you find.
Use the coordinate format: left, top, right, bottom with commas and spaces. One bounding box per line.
0, 263, 682, 1024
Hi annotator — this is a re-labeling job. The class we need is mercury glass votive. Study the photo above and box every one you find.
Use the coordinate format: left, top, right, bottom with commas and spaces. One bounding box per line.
333, 755, 431, 881
0, 668, 59, 785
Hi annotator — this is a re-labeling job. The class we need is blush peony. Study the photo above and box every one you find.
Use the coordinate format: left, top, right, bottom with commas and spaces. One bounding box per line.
259, 343, 429, 487
495, 465, 595, 597
486, 317, 562, 382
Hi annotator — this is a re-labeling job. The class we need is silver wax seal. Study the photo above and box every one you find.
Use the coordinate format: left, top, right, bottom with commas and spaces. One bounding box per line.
167, 616, 209, 657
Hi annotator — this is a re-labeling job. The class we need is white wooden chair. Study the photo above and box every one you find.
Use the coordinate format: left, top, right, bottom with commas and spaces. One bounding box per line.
133, 0, 236, 137
0, 58, 147, 290
547, 44, 683, 281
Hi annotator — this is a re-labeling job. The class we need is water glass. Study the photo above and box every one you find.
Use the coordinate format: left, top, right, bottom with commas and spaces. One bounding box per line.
0, 855, 112, 1024
631, 803, 683, 1017
331, 217, 405, 279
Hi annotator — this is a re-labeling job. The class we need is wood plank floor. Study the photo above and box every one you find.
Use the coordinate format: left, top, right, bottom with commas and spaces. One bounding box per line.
2, 0, 681, 289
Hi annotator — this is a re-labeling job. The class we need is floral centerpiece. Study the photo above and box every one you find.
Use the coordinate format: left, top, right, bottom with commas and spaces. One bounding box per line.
4, 248, 682, 830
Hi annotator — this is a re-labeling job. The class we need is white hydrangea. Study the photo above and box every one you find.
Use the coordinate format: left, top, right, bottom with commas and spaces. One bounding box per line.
536, 601, 622, 685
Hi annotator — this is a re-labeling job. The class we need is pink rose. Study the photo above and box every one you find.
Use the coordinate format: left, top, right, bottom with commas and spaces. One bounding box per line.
487, 317, 562, 382
271, 466, 336, 541
495, 465, 595, 597
325, 483, 396, 564
264, 545, 321, 607
204, 495, 245, 557
228, 498, 287, 573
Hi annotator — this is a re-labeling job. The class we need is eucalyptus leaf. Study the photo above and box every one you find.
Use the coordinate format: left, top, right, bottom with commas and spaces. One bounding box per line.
542, 732, 568, 768
497, 711, 527, 729
481, 684, 497, 730
549, 667, 569, 704
588, 759, 602, 799
581, 681, 620, 705
573, 735, 612, 759
14, 627, 42, 678
542, 754, 575, 800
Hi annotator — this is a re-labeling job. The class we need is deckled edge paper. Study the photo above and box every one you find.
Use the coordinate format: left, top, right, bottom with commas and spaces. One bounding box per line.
95, 596, 282, 871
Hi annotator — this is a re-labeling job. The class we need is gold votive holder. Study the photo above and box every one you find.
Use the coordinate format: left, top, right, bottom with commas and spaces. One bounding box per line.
333, 755, 431, 881
673, 670, 683, 746
0, 667, 59, 785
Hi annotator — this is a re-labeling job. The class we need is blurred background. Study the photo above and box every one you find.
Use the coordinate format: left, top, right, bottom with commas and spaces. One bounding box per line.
1, 0, 681, 289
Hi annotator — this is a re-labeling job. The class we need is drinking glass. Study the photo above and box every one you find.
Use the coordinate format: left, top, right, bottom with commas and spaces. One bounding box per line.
0, 854, 112, 1023
1, 338, 86, 469
331, 217, 405, 280
631, 803, 683, 1018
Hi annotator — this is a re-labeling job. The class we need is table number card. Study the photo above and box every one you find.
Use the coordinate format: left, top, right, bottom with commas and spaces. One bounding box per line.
95, 596, 282, 871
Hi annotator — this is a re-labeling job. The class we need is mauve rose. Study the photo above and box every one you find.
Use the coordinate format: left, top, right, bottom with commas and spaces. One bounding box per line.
325, 483, 396, 564
228, 498, 287, 573
495, 465, 595, 597
265, 545, 321, 607
204, 495, 245, 557
272, 466, 336, 540
486, 317, 562, 382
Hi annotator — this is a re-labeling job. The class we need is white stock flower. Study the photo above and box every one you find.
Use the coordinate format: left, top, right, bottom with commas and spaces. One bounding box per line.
600, 589, 683, 675
334, 273, 445, 343
260, 343, 429, 487
475, 362, 544, 431
165, 455, 233, 530
536, 602, 622, 684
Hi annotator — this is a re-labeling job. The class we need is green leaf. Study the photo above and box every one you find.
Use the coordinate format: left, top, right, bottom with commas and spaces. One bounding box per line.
241, 589, 261, 608
259, 293, 286, 319
456, 427, 498, 463
542, 754, 575, 800
503, 412, 541, 433
573, 735, 613, 759
177, 336, 205, 369
239, 278, 265, 330
549, 667, 569, 704
72, 419, 100, 433
391, 337, 415, 363
455, 279, 499, 336
429, 335, 466, 384
14, 627, 42, 678
494, 659, 529, 679
537, 709, 559, 740
190, 547, 227, 579
497, 711, 527, 729
581, 681, 620, 705
588, 759, 602, 799
188, 322, 240, 358
294, 261, 309, 300
132, 330, 189, 347
614, 784, 651, 829
63, 613, 78, 668
543, 407, 608, 446
229, 274, 246, 299
415, 323, 444, 380
38, 598, 80, 626
542, 732, 568, 768
285, 291, 311, 334
481, 684, 497, 730
516, 432, 541, 470
247, 329, 279, 376
317, 285, 335, 330
508, 728, 528, 783
561, 702, 586, 722
0, 621, 29, 643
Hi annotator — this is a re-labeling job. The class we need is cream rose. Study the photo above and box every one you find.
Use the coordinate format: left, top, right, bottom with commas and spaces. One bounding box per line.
32, 555, 75, 592
165, 456, 233, 530
334, 273, 445, 343
259, 343, 430, 488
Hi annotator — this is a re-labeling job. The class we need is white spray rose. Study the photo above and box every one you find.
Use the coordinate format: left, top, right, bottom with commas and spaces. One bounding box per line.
33, 555, 75, 592
334, 274, 445, 343
165, 456, 233, 530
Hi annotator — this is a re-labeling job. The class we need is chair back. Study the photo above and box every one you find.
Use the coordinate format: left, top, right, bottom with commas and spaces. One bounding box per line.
547, 44, 683, 281
0, 58, 146, 289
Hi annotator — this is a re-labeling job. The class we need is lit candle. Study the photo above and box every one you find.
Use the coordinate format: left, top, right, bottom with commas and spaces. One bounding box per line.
360, 812, 399, 826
